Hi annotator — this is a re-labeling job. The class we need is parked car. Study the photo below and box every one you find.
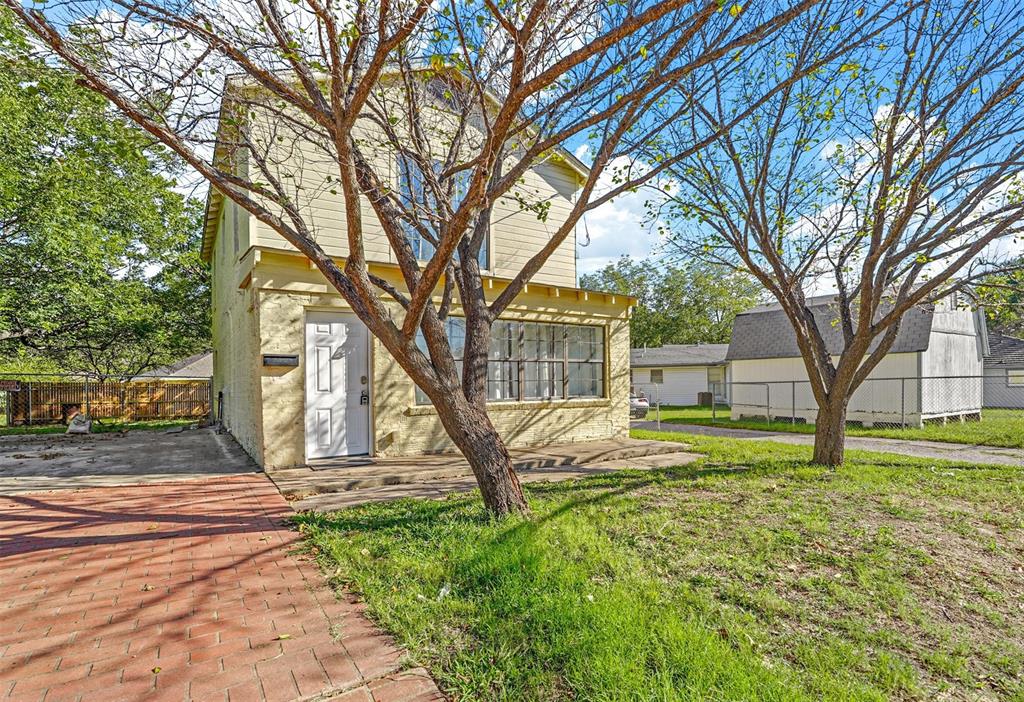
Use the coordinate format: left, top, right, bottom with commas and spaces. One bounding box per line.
629, 393, 650, 419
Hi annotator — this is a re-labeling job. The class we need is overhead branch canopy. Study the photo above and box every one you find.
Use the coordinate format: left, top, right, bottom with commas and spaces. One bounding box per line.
5, 0, 844, 510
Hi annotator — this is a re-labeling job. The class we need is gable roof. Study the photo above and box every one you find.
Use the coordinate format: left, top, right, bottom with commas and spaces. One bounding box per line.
631, 343, 729, 368
726, 296, 936, 361
985, 333, 1024, 368
135, 351, 213, 379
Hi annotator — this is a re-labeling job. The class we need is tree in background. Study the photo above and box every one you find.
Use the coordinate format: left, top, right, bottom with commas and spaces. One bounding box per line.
5, 0, 842, 515
977, 260, 1024, 337
0, 8, 209, 379
651, 0, 1024, 466
581, 257, 762, 347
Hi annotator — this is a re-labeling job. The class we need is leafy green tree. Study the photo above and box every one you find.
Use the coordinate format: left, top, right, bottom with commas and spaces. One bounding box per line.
581, 257, 762, 347
0, 8, 208, 379
6, 0, 824, 516
649, 0, 1024, 465
977, 262, 1024, 337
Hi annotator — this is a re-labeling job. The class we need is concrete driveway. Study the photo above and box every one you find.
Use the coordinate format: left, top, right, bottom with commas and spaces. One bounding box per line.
0, 428, 257, 494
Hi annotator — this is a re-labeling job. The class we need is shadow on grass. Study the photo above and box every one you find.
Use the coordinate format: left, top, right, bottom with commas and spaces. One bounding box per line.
295, 461, 760, 537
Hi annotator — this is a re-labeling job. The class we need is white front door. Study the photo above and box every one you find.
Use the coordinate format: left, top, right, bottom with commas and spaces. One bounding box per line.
305, 311, 371, 459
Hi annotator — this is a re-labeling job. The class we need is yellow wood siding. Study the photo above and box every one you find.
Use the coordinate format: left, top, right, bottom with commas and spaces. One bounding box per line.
243, 116, 580, 287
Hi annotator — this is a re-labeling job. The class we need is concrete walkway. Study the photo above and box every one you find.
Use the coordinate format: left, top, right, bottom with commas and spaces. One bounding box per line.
289, 450, 700, 512
633, 420, 1024, 467
271, 439, 700, 512
0, 475, 443, 702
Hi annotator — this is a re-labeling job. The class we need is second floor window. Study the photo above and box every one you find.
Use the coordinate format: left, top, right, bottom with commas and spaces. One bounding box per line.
397, 155, 488, 269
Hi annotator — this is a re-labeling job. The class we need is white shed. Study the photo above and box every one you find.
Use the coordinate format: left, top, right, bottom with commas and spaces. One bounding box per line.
630, 344, 730, 405
725, 294, 989, 427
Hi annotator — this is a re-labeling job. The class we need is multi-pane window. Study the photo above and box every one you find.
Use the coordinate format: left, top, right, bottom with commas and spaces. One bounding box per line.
1009, 370, 1024, 387
397, 155, 488, 268
649, 369, 664, 384
414, 317, 466, 405
567, 325, 604, 397
522, 323, 564, 399
488, 321, 519, 401
415, 320, 605, 404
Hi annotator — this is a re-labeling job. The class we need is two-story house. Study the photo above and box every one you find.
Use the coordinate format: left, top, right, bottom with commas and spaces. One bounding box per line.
202, 104, 633, 469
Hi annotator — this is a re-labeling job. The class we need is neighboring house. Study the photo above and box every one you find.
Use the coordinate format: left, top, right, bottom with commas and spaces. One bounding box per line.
983, 333, 1024, 408
726, 293, 989, 426
629, 344, 730, 405
204, 113, 632, 469
134, 351, 213, 380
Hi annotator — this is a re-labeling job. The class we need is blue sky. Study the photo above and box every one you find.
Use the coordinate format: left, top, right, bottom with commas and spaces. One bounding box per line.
575, 182, 663, 275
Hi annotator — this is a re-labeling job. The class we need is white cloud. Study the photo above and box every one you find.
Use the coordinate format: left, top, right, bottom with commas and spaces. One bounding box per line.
575, 157, 667, 277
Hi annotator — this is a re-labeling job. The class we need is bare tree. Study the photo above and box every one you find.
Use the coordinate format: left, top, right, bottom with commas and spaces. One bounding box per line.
653, 0, 1024, 465
7, 0, 832, 515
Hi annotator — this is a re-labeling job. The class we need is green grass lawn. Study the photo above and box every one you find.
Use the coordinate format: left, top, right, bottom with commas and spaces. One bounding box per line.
0, 418, 197, 436
646, 405, 1024, 449
297, 431, 1024, 701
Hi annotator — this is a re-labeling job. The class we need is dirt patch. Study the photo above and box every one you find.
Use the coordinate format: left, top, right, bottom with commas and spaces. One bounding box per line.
624, 477, 1024, 700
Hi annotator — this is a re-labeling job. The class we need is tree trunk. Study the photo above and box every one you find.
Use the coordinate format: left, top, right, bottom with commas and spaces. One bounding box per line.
434, 394, 528, 517
812, 399, 847, 467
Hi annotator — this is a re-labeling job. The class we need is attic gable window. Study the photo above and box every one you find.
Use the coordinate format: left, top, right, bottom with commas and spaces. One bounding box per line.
397, 155, 488, 269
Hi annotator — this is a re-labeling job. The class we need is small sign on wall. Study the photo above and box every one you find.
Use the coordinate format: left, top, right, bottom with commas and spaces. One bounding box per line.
0, 380, 21, 392
262, 354, 300, 367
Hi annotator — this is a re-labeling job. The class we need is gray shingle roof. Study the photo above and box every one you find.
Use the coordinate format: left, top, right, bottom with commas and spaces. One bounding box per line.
135, 351, 213, 379
985, 333, 1024, 369
631, 343, 730, 368
726, 297, 935, 361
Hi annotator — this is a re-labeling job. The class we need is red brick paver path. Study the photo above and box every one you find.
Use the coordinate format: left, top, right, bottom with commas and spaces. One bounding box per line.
0, 475, 443, 702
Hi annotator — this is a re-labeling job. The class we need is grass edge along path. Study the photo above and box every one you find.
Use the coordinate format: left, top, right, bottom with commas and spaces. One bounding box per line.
645, 405, 1024, 449
0, 418, 197, 436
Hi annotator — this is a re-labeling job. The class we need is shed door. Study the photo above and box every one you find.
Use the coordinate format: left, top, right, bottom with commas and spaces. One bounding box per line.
305, 312, 370, 459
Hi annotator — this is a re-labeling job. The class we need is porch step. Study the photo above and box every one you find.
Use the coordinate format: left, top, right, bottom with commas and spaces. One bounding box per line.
268, 438, 688, 501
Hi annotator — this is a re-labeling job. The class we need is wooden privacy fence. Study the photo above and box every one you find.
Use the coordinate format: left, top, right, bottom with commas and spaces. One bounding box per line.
5, 379, 211, 425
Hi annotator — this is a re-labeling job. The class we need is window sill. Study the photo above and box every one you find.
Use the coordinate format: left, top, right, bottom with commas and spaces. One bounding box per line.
404, 397, 611, 417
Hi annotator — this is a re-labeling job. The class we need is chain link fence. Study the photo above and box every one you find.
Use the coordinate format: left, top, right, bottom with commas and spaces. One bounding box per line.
632, 372, 1024, 429
714, 373, 1024, 428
